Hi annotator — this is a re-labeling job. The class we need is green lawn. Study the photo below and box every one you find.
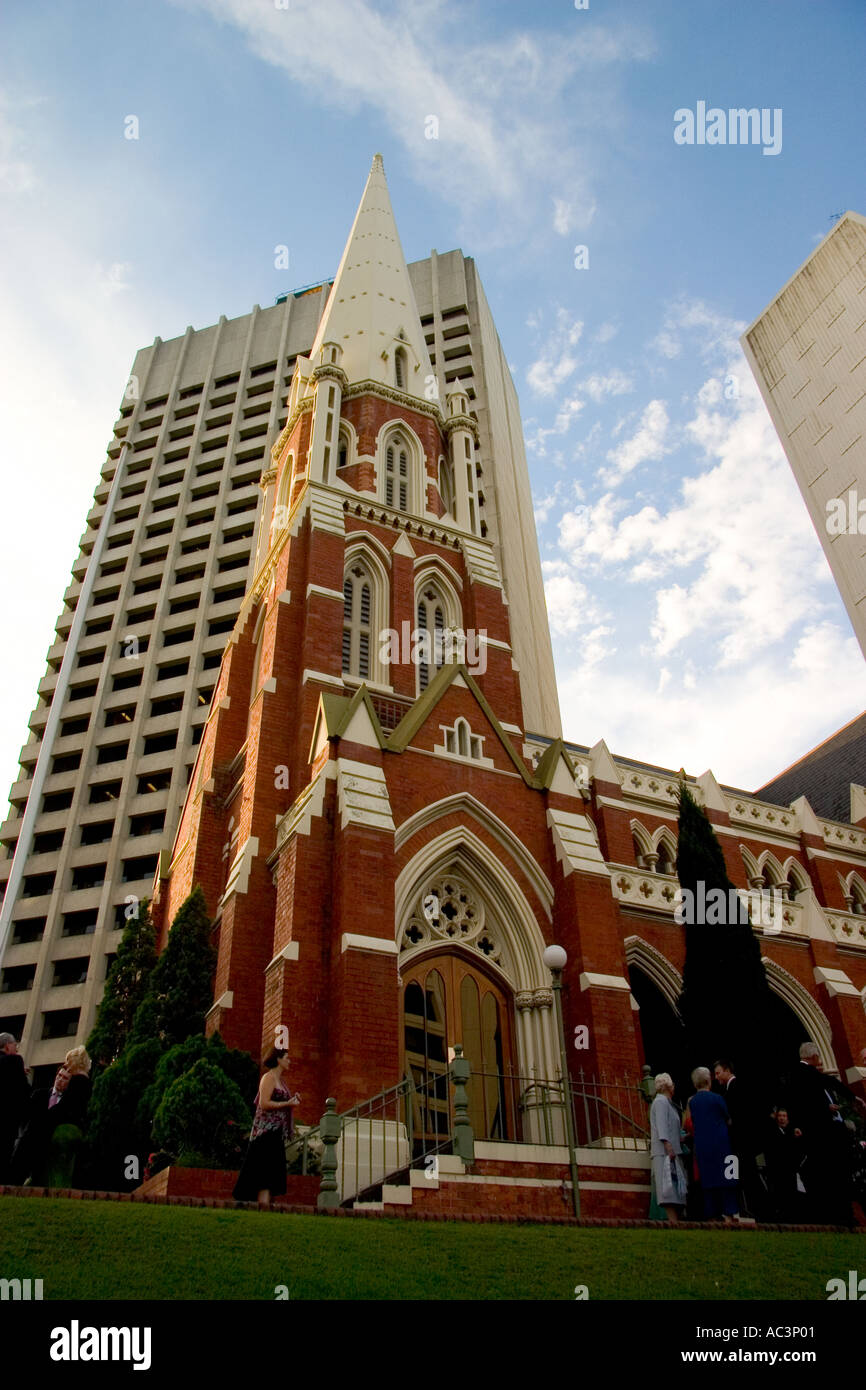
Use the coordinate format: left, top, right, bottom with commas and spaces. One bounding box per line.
0, 1198, 861, 1300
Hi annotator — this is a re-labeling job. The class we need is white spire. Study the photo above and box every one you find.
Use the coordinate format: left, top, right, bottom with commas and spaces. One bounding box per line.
310, 155, 435, 401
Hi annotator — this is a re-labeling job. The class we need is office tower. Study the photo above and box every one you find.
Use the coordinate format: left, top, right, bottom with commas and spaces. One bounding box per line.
0, 162, 558, 1086
741, 210, 866, 657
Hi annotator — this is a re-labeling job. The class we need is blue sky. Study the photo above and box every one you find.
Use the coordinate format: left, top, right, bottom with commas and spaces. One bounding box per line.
1, 0, 864, 802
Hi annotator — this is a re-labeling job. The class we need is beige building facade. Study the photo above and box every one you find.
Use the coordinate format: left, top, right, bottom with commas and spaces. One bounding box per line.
741, 210, 866, 658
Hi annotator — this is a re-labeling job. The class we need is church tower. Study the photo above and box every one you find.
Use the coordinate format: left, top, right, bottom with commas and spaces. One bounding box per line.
152, 156, 639, 1119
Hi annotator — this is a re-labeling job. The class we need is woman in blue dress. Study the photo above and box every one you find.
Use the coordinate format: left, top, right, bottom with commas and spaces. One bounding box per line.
687, 1066, 739, 1222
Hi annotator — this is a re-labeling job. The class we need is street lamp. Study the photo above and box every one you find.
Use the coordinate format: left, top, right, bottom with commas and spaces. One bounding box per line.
543, 944, 581, 1219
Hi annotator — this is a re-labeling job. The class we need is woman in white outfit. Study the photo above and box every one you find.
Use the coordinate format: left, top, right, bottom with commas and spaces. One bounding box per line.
650, 1072, 687, 1222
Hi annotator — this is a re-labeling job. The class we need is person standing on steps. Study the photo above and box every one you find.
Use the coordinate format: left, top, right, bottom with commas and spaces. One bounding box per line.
233, 1048, 300, 1208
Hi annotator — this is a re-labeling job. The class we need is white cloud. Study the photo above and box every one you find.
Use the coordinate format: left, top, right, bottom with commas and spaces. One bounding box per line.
0, 96, 39, 193
650, 297, 744, 367
556, 622, 864, 789
553, 198, 572, 235
541, 559, 609, 641
600, 398, 669, 485
96, 262, 132, 296
534, 483, 563, 527
579, 368, 633, 401
545, 295, 866, 786
526, 307, 583, 397
558, 363, 823, 663
594, 321, 618, 344
171, 0, 654, 241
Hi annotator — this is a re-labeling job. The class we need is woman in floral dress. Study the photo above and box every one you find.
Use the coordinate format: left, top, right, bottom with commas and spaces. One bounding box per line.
233, 1048, 300, 1206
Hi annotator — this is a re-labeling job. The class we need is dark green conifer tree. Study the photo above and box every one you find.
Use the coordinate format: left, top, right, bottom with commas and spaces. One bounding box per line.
676, 782, 774, 1079
86, 900, 158, 1070
129, 885, 217, 1049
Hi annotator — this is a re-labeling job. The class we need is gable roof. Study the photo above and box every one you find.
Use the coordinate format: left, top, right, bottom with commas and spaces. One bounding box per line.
386, 662, 536, 784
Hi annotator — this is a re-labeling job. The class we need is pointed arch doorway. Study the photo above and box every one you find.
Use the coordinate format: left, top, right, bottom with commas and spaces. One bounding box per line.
401, 952, 517, 1149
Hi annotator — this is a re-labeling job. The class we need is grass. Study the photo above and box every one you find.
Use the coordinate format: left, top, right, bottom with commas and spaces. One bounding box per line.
0, 1198, 861, 1300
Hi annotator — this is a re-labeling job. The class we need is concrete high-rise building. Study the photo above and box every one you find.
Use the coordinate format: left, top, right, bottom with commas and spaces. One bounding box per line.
741, 210, 866, 658
0, 167, 558, 1087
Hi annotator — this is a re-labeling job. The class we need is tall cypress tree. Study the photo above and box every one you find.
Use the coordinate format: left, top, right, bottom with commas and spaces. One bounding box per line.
129, 885, 217, 1049
675, 783, 774, 1079
86, 900, 158, 1069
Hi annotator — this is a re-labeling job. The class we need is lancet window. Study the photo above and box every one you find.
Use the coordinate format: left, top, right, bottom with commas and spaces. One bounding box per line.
342, 563, 373, 679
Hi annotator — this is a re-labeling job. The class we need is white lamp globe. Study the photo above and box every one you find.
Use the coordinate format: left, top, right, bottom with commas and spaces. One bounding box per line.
543, 944, 567, 972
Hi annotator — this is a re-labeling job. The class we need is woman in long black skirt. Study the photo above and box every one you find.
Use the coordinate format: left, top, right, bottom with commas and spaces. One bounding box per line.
233, 1048, 300, 1206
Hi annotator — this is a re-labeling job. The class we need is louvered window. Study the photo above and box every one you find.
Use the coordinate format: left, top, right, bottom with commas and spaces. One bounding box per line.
385, 438, 409, 512
417, 589, 446, 692
343, 567, 373, 678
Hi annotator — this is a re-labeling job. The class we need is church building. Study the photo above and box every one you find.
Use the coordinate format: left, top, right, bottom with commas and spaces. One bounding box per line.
151, 157, 866, 1218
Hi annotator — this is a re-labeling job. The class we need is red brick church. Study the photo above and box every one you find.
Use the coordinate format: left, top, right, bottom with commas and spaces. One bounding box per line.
151, 157, 866, 1217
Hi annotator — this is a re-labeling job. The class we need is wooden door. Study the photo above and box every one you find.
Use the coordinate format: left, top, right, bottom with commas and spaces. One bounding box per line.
401, 953, 515, 1146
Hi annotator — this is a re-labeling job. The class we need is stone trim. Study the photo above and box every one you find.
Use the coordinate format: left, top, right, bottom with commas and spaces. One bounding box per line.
274, 768, 333, 852
342, 378, 444, 424
394, 792, 554, 913
813, 965, 861, 997
336, 758, 395, 832
580, 972, 631, 992
266, 942, 299, 970
515, 989, 553, 1011
302, 669, 345, 688
309, 488, 346, 536
219, 836, 259, 906
341, 933, 399, 955
547, 808, 611, 879
460, 535, 502, 589
306, 584, 345, 602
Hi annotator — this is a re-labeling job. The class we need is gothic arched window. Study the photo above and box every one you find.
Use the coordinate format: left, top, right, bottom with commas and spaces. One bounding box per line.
417, 585, 446, 692
785, 863, 807, 901
385, 436, 410, 512
759, 860, 781, 895
343, 563, 373, 679
655, 837, 676, 876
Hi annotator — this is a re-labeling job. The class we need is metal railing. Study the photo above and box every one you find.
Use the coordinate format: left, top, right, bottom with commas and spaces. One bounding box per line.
300, 1064, 649, 1208
469, 1067, 650, 1151
294, 1070, 453, 1205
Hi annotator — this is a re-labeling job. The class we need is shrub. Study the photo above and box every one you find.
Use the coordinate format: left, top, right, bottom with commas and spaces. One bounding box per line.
152, 1059, 252, 1168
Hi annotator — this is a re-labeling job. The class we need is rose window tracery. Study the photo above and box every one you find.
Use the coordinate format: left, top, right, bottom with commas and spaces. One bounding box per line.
401, 876, 503, 967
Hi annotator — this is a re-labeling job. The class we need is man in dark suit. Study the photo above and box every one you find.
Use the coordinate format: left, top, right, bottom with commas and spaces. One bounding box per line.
0, 1033, 30, 1182
786, 1042, 852, 1226
9, 1065, 80, 1187
714, 1058, 764, 1219
763, 1106, 805, 1222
